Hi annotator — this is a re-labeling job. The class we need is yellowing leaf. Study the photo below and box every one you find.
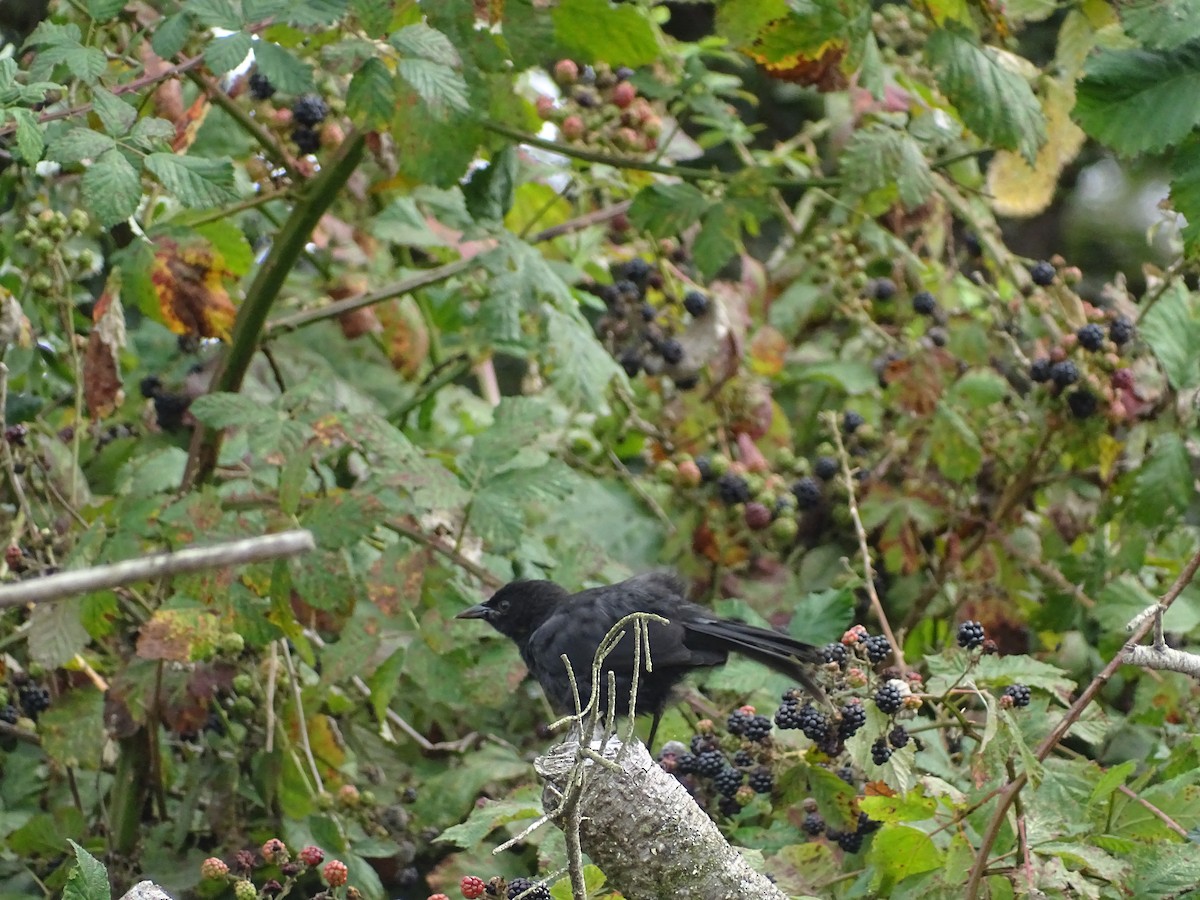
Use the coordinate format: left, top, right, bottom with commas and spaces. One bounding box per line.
150, 236, 238, 340
1098, 433, 1123, 482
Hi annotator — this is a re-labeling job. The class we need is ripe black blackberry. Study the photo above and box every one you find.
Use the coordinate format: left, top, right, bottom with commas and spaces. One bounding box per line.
871, 737, 892, 765
835, 766, 856, 784
0, 704, 18, 724
733, 749, 753, 767
957, 620, 986, 649
718, 796, 741, 817
1003, 684, 1032, 707
819, 642, 847, 667
1068, 389, 1097, 420
791, 476, 821, 510
695, 456, 714, 482
912, 291, 937, 316
802, 812, 825, 835
774, 700, 802, 730
1029, 260, 1056, 286
18, 684, 50, 718
716, 473, 751, 505
507, 877, 550, 900
658, 337, 685, 365
248, 72, 275, 99
748, 767, 773, 794
292, 127, 320, 154
618, 258, 652, 287
690, 733, 719, 754
833, 829, 864, 852
888, 725, 910, 748
727, 708, 752, 735
695, 749, 726, 778
675, 752, 697, 774
713, 766, 743, 797
813, 456, 838, 480
857, 811, 882, 834
619, 349, 642, 377
744, 715, 772, 743
640, 302, 656, 322
843, 410, 865, 434
838, 702, 866, 738
291, 94, 329, 127
674, 374, 699, 390
863, 634, 891, 663
1076, 323, 1105, 351
1030, 358, 1052, 383
797, 704, 830, 742
683, 290, 710, 317
874, 683, 903, 714
1110, 315, 1134, 346
1049, 359, 1079, 387
613, 279, 640, 300
870, 277, 897, 301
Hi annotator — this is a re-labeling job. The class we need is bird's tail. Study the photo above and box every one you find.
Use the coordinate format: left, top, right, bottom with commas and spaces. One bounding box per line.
684, 618, 827, 703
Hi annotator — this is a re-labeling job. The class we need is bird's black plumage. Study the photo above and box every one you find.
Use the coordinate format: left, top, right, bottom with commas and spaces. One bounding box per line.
457, 573, 824, 743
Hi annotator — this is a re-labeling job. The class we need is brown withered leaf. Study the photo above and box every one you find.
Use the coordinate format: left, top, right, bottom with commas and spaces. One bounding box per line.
83, 277, 126, 419
150, 236, 238, 341
136, 608, 222, 662
376, 297, 430, 378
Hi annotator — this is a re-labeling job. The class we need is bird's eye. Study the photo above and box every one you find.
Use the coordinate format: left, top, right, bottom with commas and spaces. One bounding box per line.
497, 598, 511, 613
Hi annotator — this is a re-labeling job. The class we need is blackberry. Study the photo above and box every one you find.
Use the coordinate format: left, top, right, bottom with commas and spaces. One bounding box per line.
674, 374, 699, 390
871, 737, 892, 765
18, 684, 50, 718
675, 752, 697, 774
1110, 315, 1135, 346
291, 94, 328, 127
748, 767, 774, 794
596, 284, 620, 306
4, 424, 27, 446
912, 291, 937, 316
797, 704, 830, 742
619, 349, 642, 377
835, 830, 864, 853
683, 290, 709, 317
821, 641, 848, 666
690, 733, 719, 754
1003, 684, 1032, 707
659, 337, 685, 365
695, 749, 726, 778
618, 258, 652, 287
248, 72, 275, 100
874, 683, 903, 714
1049, 359, 1079, 387
733, 750, 753, 768
838, 702, 866, 738
773, 701, 802, 730
857, 811, 882, 834
292, 127, 320, 154
1029, 260, 1056, 286
716, 473, 751, 505
813, 456, 839, 480
718, 796, 741, 818
802, 812, 825, 835
863, 634, 891, 663
613, 279, 640, 300
713, 766, 743, 797
888, 725, 910, 748
507, 877, 550, 900
0, 704, 18, 724
1068, 389, 1097, 419
791, 476, 822, 510
640, 302, 656, 322
695, 456, 713, 482
727, 708, 752, 735
744, 502, 772, 530
615, 66, 635, 81
1076, 323, 1105, 351
957, 620, 986, 649
843, 410, 865, 434
835, 766, 856, 784
1030, 358, 1052, 383
744, 715, 772, 743
870, 277, 897, 301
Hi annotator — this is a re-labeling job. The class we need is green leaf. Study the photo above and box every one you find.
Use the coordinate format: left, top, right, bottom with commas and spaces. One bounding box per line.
786, 589, 855, 646
693, 204, 744, 279
48, 127, 116, 163
867, 825, 944, 886
389, 23, 462, 66
204, 30, 254, 75
82, 148, 142, 225
1121, 0, 1200, 49
347, 58, 397, 127
1129, 843, 1200, 896
351, 0, 393, 36
464, 145, 518, 222
544, 305, 626, 406
10, 109, 44, 164
1128, 432, 1195, 525
28, 597, 89, 668
91, 87, 137, 136
1140, 281, 1200, 388
714, 0, 790, 46
285, 0, 351, 27
628, 183, 712, 236
1075, 43, 1200, 156
190, 393, 272, 429
929, 402, 982, 481
553, 0, 661, 66
145, 153, 239, 208
195, 219, 254, 275
63, 841, 110, 900
793, 361, 878, 394
88, 0, 128, 20
949, 368, 1009, 407
25, 22, 107, 84
926, 28, 1045, 161
38, 689, 106, 770
127, 117, 176, 152
1170, 136, 1200, 256
436, 797, 545, 848
396, 57, 470, 114
254, 41, 314, 94
151, 11, 194, 59
841, 125, 934, 209
189, 0, 242, 29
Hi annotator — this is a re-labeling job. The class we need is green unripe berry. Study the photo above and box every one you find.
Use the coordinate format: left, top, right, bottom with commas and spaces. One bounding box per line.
657, 460, 678, 484
68, 209, 90, 231
774, 493, 797, 512
51, 211, 67, 230
743, 473, 764, 496
232, 695, 255, 716
34, 237, 54, 256
232, 673, 254, 695
776, 447, 796, 469
15, 229, 33, 245
218, 632, 245, 656
708, 454, 731, 477
234, 881, 257, 900
771, 516, 799, 543
30, 273, 53, 292
360, 790, 376, 806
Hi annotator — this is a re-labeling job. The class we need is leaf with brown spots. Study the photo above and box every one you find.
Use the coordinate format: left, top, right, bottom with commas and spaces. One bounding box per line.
83, 276, 126, 419
150, 236, 238, 341
136, 608, 222, 662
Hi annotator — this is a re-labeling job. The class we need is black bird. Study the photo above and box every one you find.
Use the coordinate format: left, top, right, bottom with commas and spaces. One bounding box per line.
457, 572, 824, 746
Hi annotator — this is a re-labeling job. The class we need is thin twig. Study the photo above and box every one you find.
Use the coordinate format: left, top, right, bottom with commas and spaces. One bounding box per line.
265, 640, 279, 753
280, 640, 324, 794
384, 519, 501, 587
0, 530, 315, 608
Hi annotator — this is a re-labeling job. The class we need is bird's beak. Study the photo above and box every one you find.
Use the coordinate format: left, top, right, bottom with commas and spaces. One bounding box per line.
455, 604, 491, 620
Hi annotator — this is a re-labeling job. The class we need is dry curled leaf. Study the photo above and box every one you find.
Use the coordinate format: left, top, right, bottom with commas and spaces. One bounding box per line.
83, 277, 126, 419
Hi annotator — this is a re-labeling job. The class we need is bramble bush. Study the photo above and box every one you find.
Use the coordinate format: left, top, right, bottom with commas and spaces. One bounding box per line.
2, 1, 1200, 898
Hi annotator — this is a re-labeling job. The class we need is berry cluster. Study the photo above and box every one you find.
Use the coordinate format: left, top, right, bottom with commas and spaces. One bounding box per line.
200, 841, 345, 895
538, 61, 661, 154
243, 71, 330, 156
507, 876, 551, 900
657, 712, 780, 817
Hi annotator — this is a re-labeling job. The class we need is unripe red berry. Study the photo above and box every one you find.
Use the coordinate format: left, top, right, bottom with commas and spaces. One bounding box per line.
200, 858, 230, 879
561, 115, 585, 141
535, 95, 555, 119
461, 875, 487, 899
744, 502, 772, 530
261, 838, 288, 865
615, 126, 640, 150
612, 82, 636, 109
299, 845, 324, 867
323, 859, 349, 887
676, 459, 702, 487
642, 116, 663, 137
553, 59, 579, 85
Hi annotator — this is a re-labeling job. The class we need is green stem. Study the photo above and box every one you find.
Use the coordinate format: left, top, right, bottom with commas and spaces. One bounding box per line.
183, 131, 367, 488
180, 188, 292, 227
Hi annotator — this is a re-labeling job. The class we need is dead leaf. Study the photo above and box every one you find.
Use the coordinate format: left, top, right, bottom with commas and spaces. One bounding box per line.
83, 277, 126, 419
150, 236, 238, 341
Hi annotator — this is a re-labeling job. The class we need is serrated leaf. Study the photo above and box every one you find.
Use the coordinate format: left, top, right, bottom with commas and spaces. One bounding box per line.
693, 204, 743, 279
204, 30, 254, 75
63, 841, 110, 900
39, 689, 105, 770
28, 598, 90, 668
930, 402, 981, 481
1129, 843, 1200, 895
346, 58, 398, 128
396, 57, 470, 114
841, 125, 934, 209
127, 117, 176, 152
1121, 0, 1200, 49
793, 361, 878, 393
1140, 281, 1200, 389
628, 182, 712, 236
389, 23, 461, 66
188, 0, 242, 28
552, 0, 660, 66
351, 0, 393, 36
194, 220, 253, 275
82, 148, 141, 225
10, 109, 44, 164
949, 368, 1009, 407
786, 589, 854, 646
1075, 42, 1200, 156
48, 127, 116, 163
926, 28, 1045, 161
1128, 432, 1195, 525
88, 0, 127, 20
464, 145, 518, 222
436, 797, 545, 848
190, 393, 272, 428
301, 491, 383, 550
285, 0, 350, 26
544, 304, 625, 405
91, 87, 137, 136
151, 11, 194, 59
253, 41, 313, 94
26, 23, 107, 84
145, 153, 239, 208
714, 0, 790, 46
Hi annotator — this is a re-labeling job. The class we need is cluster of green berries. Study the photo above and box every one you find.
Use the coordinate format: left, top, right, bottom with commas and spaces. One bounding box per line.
14, 208, 93, 294
538, 60, 661, 153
